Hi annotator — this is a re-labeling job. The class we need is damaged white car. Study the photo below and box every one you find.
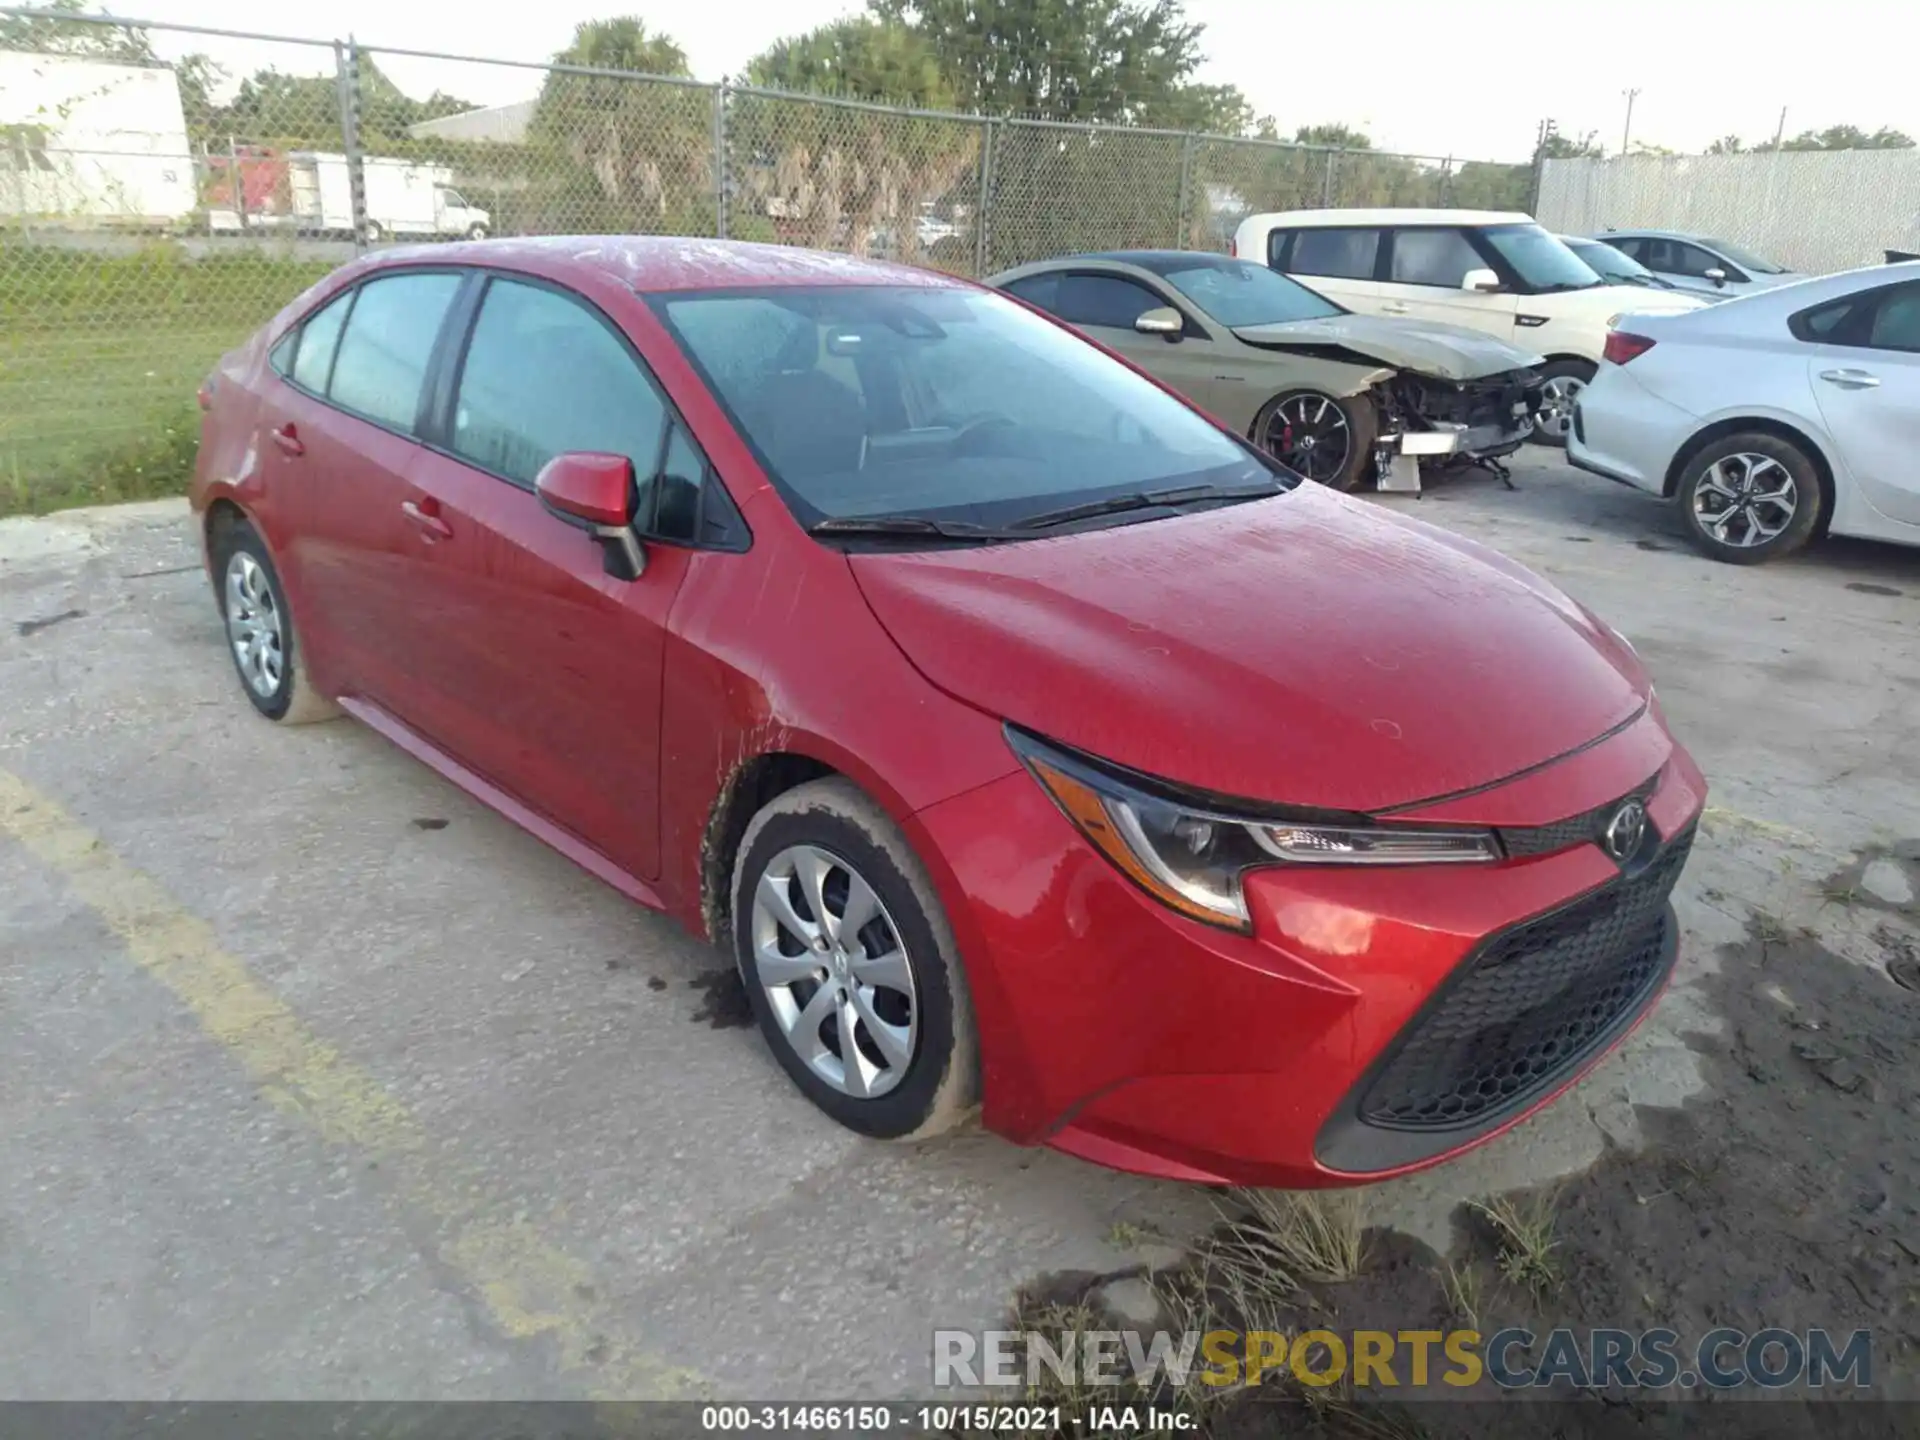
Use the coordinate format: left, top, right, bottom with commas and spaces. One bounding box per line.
987, 250, 1546, 492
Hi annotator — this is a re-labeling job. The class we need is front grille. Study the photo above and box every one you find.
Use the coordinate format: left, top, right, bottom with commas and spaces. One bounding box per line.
1498, 774, 1660, 859
1355, 825, 1694, 1132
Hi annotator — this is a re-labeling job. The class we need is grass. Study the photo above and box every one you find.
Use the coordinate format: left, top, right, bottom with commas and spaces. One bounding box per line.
1470, 1191, 1561, 1299
0, 240, 331, 516
1437, 1257, 1486, 1330
1220, 1188, 1370, 1287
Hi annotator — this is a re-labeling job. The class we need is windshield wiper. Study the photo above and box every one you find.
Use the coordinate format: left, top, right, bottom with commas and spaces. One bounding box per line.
807, 515, 1022, 542
1012, 477, 1282, 532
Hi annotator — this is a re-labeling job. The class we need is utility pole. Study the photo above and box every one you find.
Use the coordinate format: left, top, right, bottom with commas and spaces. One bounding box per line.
1771, 105, 1789, 151
1621, 88, 1641, 156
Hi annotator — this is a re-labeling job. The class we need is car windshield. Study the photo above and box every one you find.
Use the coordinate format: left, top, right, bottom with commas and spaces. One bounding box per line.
1569, 238, 1657, 283
1152, 257, 1344, 326
1702, 237, 1788, 274
1480, 223, 1604, 291
653, 284, 1277, 534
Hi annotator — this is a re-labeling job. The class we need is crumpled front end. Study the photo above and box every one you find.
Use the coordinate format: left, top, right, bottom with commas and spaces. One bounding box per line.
1373, 367, 1545, 474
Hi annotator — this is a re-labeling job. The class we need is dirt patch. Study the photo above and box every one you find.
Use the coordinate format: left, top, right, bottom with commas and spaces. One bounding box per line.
985, 911, 1920, 1435
689, 967, 752, 1028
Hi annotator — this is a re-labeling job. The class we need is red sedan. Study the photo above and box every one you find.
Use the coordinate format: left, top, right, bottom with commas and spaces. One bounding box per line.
190, 237, 1705, 1187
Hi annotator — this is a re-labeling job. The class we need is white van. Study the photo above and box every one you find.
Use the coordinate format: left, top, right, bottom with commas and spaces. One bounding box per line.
1232, 208, 1706, 444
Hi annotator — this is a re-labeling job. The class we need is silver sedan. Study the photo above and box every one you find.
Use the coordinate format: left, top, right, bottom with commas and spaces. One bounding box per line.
1569, 261, 1920, 563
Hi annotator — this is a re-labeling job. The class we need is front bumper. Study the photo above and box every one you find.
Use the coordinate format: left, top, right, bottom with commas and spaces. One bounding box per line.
907, 708, 1706, 1188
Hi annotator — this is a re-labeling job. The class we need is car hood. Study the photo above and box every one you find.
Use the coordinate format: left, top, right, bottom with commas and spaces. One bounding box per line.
849, 486, 1649, 813
1230, 314, 1542, 381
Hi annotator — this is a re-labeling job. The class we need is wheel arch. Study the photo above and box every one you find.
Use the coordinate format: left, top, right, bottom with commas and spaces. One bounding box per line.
1663, 416, 1837, 536
697, 749, 844, 951
1539, 352, 1598, 373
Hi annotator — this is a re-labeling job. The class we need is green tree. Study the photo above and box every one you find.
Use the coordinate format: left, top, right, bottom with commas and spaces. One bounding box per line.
741, 19, 976, 264
0, 0, 156, 61
1780, 124, 1914, 151
868, 0, 1251, 129
521, 16, 714, 234
1706, 134, 1745, 155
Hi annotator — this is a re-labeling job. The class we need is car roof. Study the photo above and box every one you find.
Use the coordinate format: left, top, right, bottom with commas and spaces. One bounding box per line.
1602, 228, 1714, 244
1240, 208, 1535, 228
1019, 250, 1243, 271
359, 235, 966, 294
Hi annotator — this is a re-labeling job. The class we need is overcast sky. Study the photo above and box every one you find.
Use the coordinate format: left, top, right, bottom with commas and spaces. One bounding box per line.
117, 0, 1920, 163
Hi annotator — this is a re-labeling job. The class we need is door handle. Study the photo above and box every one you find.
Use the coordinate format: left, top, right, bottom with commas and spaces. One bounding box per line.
401, 498, 453, 540
1818, 368, 1880, 390
270, 423, 305, 456
1381, 303, 1409, 315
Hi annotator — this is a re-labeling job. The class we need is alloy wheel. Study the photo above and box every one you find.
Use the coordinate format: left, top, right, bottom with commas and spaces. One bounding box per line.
1535, 374, 1585, 440
749, 843, 918, 1100
1264, 393, 1351, 483
224, 551, 285, 699
1692, 452, 1798, 548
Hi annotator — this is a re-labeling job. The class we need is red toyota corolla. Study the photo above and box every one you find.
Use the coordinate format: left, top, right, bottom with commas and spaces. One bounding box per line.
191, 237, 1704, 1188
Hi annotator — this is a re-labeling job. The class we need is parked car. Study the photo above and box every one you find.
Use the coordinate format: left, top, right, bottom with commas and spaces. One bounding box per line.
1599, 230, 1803, 300
985, 251, 1545, 492
1569, 261, 1920, 563
192, 237, 1705, 1189
1559, 235, 1695, 296
1233, 209, 1707, 446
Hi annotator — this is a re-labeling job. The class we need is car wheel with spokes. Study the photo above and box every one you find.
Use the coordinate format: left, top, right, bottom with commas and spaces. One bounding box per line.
731, 778, 977, 1139
211, 518, 339, 723
1530, 359, 1595, 447
1256, 389, 1377, 492
1676, 432, 1823, 564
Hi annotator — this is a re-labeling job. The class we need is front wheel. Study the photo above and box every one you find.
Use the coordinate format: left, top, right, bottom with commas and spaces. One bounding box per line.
731, 778, 977, 1139
1530, 359, 1595, 447
1676, 433, 1823, 564
466, 224, 489, 241
1255, 390, 1377, 492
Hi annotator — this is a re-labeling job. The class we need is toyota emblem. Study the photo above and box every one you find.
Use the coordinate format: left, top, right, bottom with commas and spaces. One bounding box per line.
1602, 800, 1648, 862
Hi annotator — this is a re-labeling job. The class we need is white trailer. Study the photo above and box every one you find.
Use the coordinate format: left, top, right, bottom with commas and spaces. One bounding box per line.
210, 153, 490, 240
0, 50, 196, 227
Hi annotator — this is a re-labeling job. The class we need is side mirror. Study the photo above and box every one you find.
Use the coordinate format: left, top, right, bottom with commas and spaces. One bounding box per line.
1461, 268, 1502, 294
535, 451, 645, 580
1703, 267, 1727, 286
1134, 306, 1185, 339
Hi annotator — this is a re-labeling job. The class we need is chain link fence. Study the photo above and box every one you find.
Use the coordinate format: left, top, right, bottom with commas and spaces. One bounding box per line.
1538, 150, 1920, 275
0, 6, 1530, 510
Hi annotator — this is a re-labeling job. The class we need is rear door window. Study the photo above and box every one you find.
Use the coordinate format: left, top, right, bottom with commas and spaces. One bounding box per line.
288, 290, 352, 395
451, 276, 669, 489
1867, 284, 1920, 353
1288, 228, 1381, 280
1052, 274, 1166, 329
1002, 274, 1062, 314
327, 272, 462, 432
1387, 228, 1484, 287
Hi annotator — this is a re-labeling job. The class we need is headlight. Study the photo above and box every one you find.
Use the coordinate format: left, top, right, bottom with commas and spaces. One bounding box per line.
1009, 730, 1500, 932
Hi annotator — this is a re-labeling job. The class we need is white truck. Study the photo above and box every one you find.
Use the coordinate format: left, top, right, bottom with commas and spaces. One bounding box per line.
0, 50, 196, 228
208, 152, 490, 241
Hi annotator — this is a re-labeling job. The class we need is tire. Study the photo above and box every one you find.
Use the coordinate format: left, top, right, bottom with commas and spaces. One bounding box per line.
211, 520, 339, 724
731, 777, 978, 1140
363, 220, 383, 244
1530, 359, 1595, 448
466, 224, 489, 241
1255, 389, 1378, 492
1675, 432, 1823, 565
